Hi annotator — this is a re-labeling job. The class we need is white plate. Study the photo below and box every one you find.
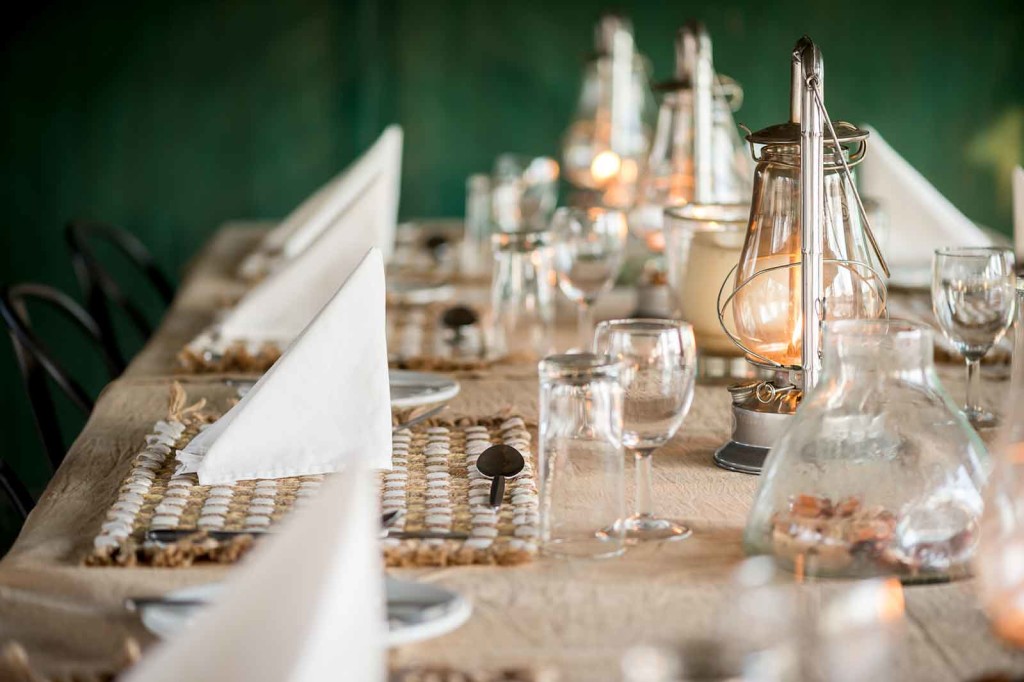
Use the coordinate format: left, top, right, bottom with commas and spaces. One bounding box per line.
139, 577, 471, 648
389, 370, 460, 409
233, 370, 459, 409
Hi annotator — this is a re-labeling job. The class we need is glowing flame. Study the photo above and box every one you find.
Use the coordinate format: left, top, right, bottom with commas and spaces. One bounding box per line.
590, 150, 621, 184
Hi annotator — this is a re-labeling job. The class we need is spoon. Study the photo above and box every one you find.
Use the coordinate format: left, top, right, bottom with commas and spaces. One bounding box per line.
475, 444, 525, 509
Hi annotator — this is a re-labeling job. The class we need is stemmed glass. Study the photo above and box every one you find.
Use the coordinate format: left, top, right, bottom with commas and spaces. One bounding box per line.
932, 246, 1016, 429
551, 207, 628, 350
594, 318, 697, 541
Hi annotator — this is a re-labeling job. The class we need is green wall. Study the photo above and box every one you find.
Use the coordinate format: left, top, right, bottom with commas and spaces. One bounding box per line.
0, 0, 1021, 543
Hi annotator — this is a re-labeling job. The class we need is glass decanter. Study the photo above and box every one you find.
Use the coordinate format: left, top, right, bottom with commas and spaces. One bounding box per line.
745, 319, 988, 582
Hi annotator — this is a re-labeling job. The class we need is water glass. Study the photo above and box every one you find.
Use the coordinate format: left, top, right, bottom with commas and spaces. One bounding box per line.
487, 230, 555, 361
932, 247, 1016, 428
551, 207, 628, 350
594, 319, 696, 542
538, 353, 626, 559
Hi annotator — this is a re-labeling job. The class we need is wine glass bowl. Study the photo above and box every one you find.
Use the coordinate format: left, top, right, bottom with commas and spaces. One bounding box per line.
594, 318, 697, 542
932, 246, 1016, 429
552, 207, 628, 349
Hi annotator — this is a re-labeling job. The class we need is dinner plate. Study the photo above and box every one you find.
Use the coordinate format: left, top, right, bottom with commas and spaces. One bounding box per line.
233, 370, 459, 409
388, 370, 460, 409
139, 576, 472, 648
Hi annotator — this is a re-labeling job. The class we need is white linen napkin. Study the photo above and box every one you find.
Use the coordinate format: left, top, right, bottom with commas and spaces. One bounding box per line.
859, 126, 994, 270
220, 197, 387, 344
123, 467, 386, 682
1013, 166, 1024, 263
239, 125, 403, 279
178, 248, 392, 484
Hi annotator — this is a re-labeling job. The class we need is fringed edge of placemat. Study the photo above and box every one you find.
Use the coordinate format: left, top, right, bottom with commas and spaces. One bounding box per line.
85, 384, 541, 568
177, 341, 282, 374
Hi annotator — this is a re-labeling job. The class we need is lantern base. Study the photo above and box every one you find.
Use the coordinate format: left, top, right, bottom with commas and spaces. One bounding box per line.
714, 403, 794, 475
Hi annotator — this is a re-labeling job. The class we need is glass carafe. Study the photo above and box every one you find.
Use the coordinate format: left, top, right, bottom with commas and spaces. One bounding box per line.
487, 230, 555, 361
745, 319, 988, 582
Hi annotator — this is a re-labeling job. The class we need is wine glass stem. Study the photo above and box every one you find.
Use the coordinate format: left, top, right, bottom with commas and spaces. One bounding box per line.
577, 301, 594, 350
965, 356, 982, 415
633, 449, 656, 519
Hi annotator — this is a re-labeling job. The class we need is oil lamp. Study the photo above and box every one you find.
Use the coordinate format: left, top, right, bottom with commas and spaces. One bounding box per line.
713, 36, 889, 474
630, 20, 751, 251
561, 14, 654, 208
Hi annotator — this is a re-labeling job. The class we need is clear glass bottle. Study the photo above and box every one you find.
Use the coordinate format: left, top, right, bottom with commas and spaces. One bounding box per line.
487, 230, 555, 361
538, 353, 626, 559
745, 319, 988, 582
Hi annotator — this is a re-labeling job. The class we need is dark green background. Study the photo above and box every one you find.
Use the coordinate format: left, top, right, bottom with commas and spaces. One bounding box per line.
0, 0, 1021, 546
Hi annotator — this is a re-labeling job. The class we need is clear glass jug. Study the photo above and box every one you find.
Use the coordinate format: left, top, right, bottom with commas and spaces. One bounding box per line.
745, 319, 988, 582
487, 230, 555, 361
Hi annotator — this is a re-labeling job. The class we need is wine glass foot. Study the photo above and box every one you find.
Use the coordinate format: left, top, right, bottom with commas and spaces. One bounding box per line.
621, 515, 692, 542
965, 408, 1000, 430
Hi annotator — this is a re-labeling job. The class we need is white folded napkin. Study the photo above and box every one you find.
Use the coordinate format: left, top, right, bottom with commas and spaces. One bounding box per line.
178, 248, 392, 484
221, 198, 387, 344
1013, 166, 1024, 263
123, 467, 386, 682
239, 125, 403, 279
860, 126, 994, 270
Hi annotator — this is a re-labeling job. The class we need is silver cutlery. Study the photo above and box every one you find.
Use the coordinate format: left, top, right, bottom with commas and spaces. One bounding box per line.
392, 404, 447, 432
145, 527, 469, 544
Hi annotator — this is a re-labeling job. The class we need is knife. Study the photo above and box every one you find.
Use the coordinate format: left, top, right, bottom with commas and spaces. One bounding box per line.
145, 528, 470, 544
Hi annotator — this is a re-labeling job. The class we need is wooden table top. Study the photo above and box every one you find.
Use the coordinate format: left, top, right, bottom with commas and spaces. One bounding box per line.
1, 224, 1021, 681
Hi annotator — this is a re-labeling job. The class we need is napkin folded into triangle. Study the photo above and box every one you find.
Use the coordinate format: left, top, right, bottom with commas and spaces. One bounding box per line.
860, 126, 994, 269
178, 248, 392, 484
238, 125, 402, 279
219, 186, 387, 344
123, 467, 386, 682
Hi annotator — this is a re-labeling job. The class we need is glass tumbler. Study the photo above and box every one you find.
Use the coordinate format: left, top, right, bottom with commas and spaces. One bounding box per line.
538, 353, 626, 559
488, 230, 555, 361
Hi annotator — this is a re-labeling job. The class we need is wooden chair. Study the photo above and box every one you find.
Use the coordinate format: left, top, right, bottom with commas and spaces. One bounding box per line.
65, 220, 175, 363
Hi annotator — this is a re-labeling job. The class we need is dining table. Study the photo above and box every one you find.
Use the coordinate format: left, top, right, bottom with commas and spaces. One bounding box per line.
1, 221, 1022, 682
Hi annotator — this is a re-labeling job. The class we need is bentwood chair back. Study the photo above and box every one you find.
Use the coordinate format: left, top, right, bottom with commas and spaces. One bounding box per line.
65, 220, 175, 363
0, 458, 35, 521
0, 283, 124, 472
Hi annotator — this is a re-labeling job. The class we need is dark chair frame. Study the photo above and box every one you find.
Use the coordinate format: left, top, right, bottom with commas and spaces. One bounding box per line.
0, 283, 124, 472
65, 220, 175, 363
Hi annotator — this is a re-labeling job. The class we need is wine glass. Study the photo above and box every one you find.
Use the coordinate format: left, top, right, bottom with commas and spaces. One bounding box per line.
932, 246, 1016, 429
551, 207, 628, 350
594, 318, 696, 541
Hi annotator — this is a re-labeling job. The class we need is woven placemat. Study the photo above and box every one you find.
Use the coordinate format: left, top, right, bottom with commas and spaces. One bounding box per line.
177, 302, 491, 374
87, 385, 538, 568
